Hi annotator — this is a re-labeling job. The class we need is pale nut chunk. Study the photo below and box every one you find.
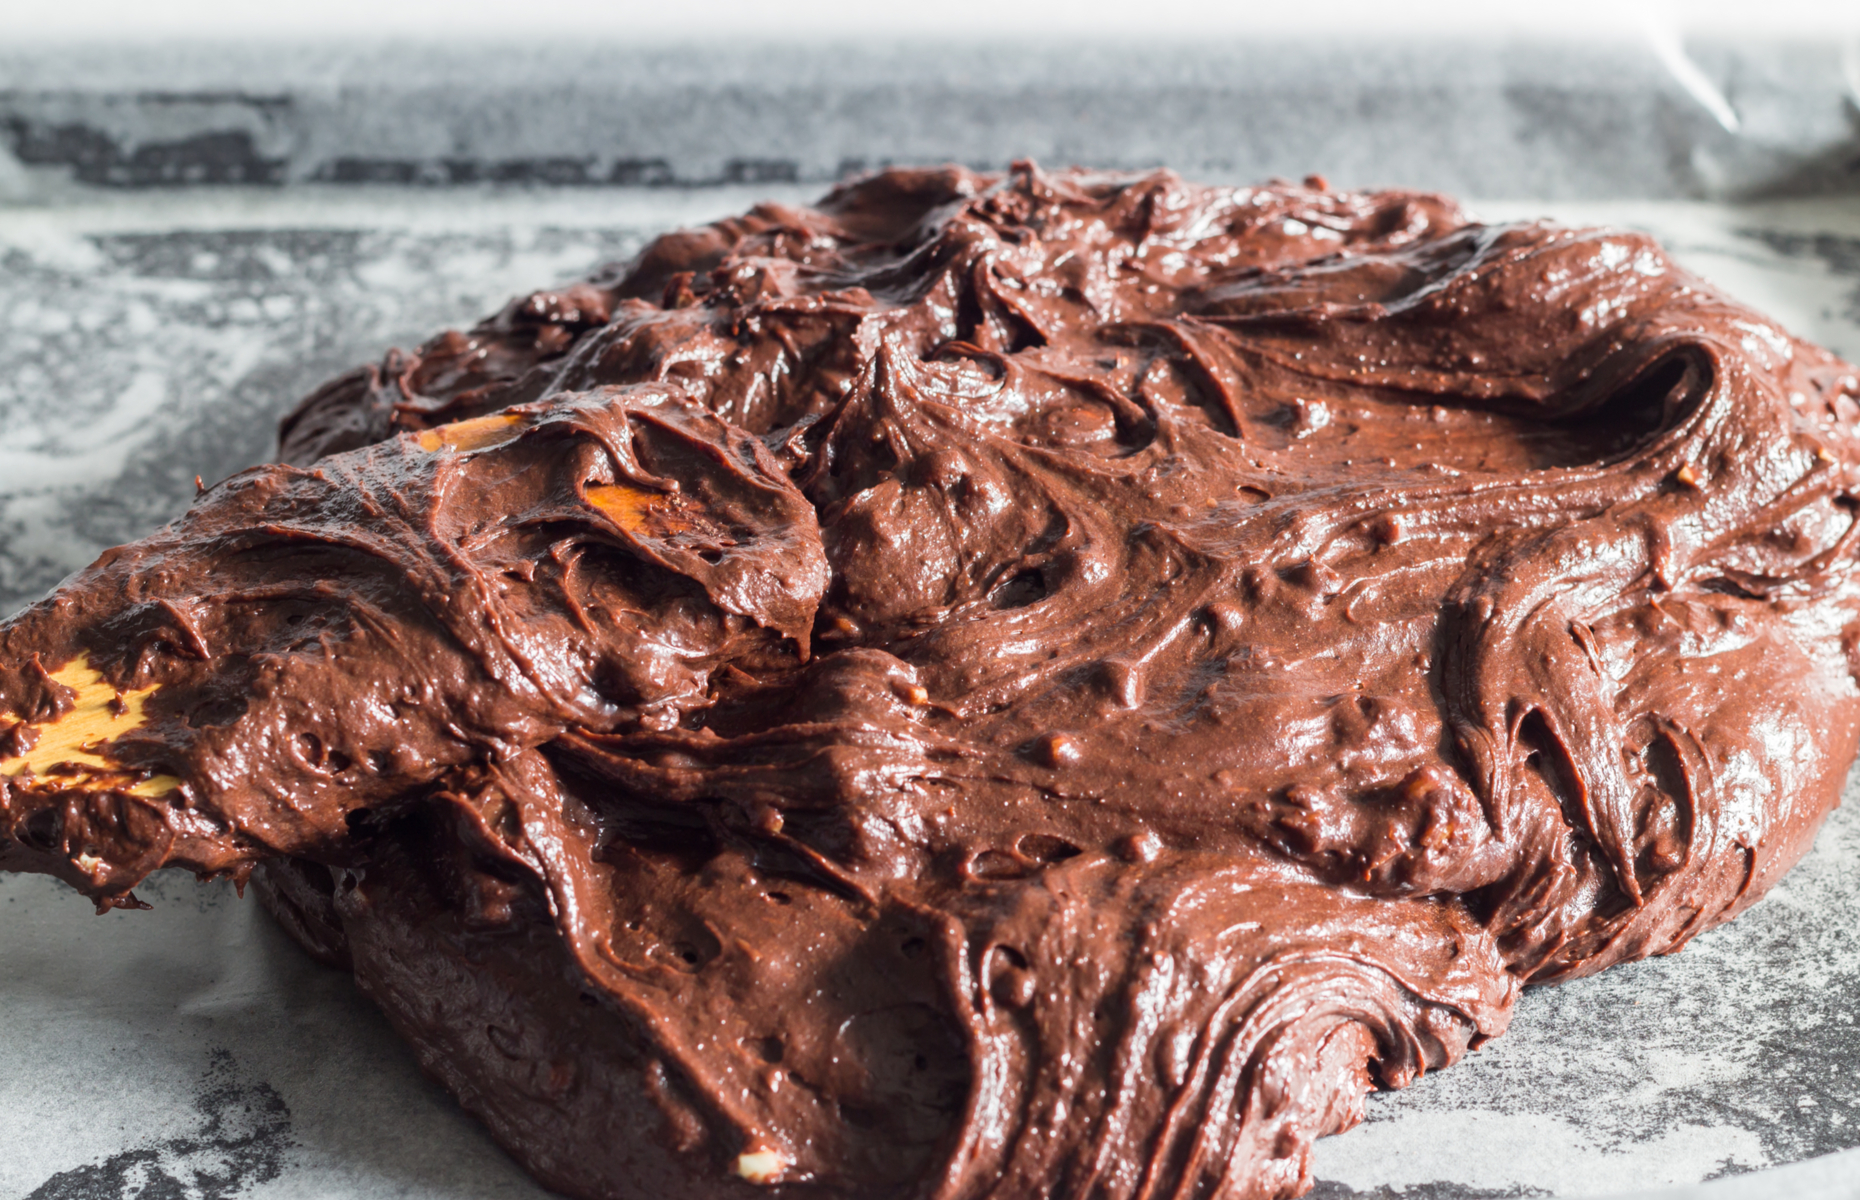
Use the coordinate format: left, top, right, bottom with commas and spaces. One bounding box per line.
416, 411, 527, 453
584, 481, 696, 538
0, 653, 178, 798
733, 1148, 788, 1185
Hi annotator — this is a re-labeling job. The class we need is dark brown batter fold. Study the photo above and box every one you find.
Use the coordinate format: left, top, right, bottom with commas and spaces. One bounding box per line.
7, 164, 1860, 1199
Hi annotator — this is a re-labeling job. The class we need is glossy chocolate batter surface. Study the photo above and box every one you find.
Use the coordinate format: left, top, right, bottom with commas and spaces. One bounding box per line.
5, 165, 1860, 1200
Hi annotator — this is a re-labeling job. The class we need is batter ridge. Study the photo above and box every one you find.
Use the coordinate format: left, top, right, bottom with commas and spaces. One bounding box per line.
6, 164, 1860, 1200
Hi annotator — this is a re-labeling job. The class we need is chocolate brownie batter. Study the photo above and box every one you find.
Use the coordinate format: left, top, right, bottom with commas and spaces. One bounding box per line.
6, 164, 1860, 1200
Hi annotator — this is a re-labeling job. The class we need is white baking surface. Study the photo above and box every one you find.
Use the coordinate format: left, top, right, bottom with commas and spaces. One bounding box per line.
3, 188, 1860, 1199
